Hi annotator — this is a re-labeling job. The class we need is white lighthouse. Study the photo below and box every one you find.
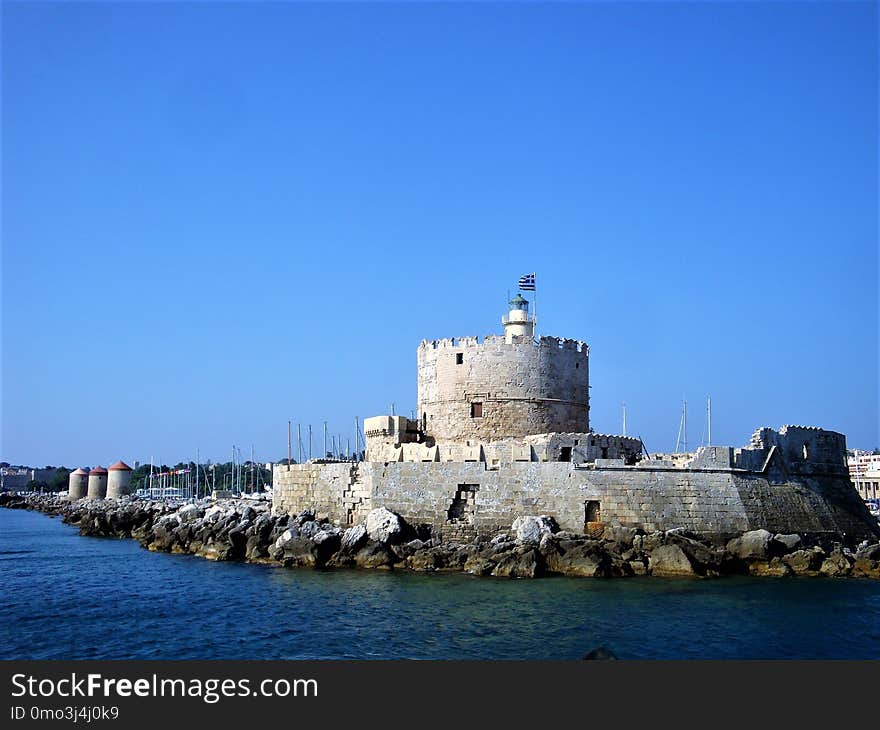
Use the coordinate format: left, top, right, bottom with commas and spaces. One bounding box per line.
502, 293, 535, 343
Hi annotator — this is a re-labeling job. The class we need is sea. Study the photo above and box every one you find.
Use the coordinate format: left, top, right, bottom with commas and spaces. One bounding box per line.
2, 508, 879, 660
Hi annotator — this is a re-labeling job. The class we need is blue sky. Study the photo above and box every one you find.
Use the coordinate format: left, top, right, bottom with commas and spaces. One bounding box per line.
2, 1, 877, 467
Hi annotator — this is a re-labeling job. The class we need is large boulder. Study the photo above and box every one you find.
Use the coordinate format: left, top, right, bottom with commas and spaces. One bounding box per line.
544, 540, 611, 577
782, 547, 825, 576
582, 647, 619, 660
177, 504, 203, 523
748, 557, 791, 577
820, 549, 853, 577
365, 508, 405, 544
354, 541, 397, 569
648, 544, 698, 577
512, 515, 558, 545
273, 536, 319, 568
772, 533, 802, 554
312, 527, 343, 562
634, 531, 664, 554
405, 547, 451, 572
298, 520, 322, 540
726, 529, 773, 561
602, 526, 639, 552
665, 533, 726, 575
855, 543, 880, 562
272, 528, 299, 550
491, 546, 543, 578
851, 558, 880, 579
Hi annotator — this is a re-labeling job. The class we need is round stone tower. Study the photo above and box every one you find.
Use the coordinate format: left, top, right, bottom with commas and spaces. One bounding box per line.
417, 295, 589, 442
107, 460, 133, 498
87, 466, 108, 499
67, 468, 89, 500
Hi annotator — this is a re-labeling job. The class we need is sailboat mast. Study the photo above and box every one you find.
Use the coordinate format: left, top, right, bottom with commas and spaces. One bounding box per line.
683, 400, 688, 453
707, 396, 712, 447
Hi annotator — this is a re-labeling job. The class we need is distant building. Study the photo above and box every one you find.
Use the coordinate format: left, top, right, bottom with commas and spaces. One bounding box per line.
0, 466, 61, 491
848, 450, 880, 503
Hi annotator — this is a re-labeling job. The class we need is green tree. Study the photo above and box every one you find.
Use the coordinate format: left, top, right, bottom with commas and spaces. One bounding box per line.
49, 468, 71, 493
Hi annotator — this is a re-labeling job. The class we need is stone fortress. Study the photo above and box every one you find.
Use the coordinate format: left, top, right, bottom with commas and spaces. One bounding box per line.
273, 295, 879, 542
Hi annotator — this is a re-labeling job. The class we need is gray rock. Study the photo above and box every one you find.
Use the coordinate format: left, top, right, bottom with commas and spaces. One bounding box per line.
512, 515, 558, 545
365, 508, 404, 544
855, 543, 880, 562
354, 541, 396, 569
272, 528, 299, 551
557, 543, 611, 577
602, 526, 637, 550
582, 647, 618, 660
491, 546, 542, 578
638, 531, 665, 553
341, 524, 368, 552
177, 504, 204, 524
773, 533, 802, 552
648, 544, 698, 577
726, 529, 773, 561
274, 536, 318, 568
312, 526, 342, 545
665, 533, 724, 574
463, 555, 497, 576
405, 547, 448, 572
294, 509, 315, 526
299, 520, 321, 539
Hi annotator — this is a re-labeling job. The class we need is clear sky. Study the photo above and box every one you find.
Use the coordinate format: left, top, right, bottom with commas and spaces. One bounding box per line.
2, 1, 877, 468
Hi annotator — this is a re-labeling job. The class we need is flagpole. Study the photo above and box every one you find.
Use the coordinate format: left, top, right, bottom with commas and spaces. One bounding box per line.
533, 272, 538, 340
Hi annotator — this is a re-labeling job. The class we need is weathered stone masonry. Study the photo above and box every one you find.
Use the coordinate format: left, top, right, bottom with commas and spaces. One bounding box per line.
418, 335, 589, 442
274, 295, 880, 543
274, 427, 878, 542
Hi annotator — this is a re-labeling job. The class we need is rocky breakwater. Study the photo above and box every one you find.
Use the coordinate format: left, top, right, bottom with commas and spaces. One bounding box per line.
3, 494, 880, 580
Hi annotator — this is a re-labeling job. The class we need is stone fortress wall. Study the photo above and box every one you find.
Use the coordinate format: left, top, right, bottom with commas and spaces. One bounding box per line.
417, 335, 589, 442
274, 425, 879, 542
274, 296, 879, 543
363, 415, 642, 465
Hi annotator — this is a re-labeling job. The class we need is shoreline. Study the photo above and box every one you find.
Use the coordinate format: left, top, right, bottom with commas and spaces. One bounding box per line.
2, 493, 880, 580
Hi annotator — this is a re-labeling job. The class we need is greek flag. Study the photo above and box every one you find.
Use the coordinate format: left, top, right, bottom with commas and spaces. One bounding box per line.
518, 273, 536, 291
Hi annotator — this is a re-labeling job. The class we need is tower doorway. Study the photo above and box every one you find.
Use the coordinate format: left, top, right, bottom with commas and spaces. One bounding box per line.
584, 500, 602, 536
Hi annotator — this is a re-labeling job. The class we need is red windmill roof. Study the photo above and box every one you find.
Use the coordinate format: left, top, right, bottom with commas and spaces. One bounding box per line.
108, 460, 133, 471
89, 466, 108, 475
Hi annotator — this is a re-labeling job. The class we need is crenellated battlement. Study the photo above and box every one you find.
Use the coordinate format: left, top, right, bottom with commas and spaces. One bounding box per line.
278, 294, 879, 543
419, 334, 588, 354
738, 425, 848, 475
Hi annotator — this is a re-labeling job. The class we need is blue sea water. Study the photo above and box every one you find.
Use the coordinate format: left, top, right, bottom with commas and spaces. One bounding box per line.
2, 508, 879, 660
